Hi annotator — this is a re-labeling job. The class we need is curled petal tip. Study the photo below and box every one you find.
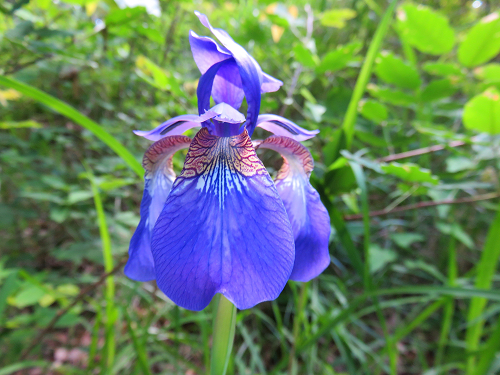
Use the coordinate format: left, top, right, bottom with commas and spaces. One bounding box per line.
257, 114, 319, 141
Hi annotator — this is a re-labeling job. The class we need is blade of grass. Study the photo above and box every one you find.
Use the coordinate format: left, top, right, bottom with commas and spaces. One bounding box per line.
0, 361, 49, 375
341, 0, 398, 148
475, 312, 500, 375
350, 161, 397, 374
124, 308, 153, 375
465, 203, 500, 374
436, 236, 457, 367
86, 166, 116, 370
87, 307, 102, 372
0, 75, 143, 178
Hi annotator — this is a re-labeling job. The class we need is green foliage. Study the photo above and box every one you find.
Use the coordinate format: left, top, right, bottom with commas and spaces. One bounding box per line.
1, 0, 500, 374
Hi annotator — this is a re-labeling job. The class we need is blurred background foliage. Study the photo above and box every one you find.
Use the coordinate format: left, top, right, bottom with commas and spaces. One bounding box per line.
1, 0, 500, 374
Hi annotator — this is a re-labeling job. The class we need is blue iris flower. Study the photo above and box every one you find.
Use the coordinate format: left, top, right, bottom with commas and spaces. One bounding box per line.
125, 12, 331, 311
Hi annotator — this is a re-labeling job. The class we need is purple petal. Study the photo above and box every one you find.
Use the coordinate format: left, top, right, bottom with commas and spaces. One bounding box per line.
134, 115, 202, 141
189, 31, 232, 74
257, 136, 331, 282
261, 72, 283, 93
212, 60, 245, 109
256, 114, 319, 141
151, 128, 295, 311
194, 11, 262, 135
125, 135, 192, 282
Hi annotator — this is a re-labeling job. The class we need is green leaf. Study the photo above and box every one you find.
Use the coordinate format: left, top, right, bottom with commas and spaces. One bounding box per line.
474, 63, 500, 83
397, 4, 455, 55
0, 120, 41, 129
358, 99, 388, 124
367, 84, 414, 106
420, 78, 457, 102
135, 55, 183, 96
458, 12, 500, 68
463, 88, 500, 134
423, 62, 463, 77
0, 361, 49, 375
8, 285, 45, 308
320, 9, 357, 28
67, 190, 94, 205
369, 244, 397, 273
391, 233, 425, 249
293, 44, 317, 68
381, 162, 439, 184
105, 6, 146, 26
375, 52, 421, 89
436, 222, 474, 249
0, 76, 143, 178
446, 156, 476, 173
317, 42, 362, 73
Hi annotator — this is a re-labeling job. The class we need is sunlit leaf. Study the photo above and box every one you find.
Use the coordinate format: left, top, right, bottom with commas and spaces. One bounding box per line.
293, 44, 317, 68
474, 63, 500, 83
463, 88, 500, 134
367, 84, 414, 106
423, 62, 463, 77
375, 52, 421, 90
458, 12, 500, 68
381, 162, 439, 184
358, 99, 388, 124
317, 42, 362, 73
0, 120, 41, 129
420, 78, 457, 102
397, 4, 455, 55
321, 9, 357, 28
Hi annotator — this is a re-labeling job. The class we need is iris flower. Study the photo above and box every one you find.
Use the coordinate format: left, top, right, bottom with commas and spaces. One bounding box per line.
125, 12, 331, 311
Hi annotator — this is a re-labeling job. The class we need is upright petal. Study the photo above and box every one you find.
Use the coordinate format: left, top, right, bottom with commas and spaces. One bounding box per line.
257, 136, 330, 282
125, 135, 192, 281
256, 114, 319, 141
189, 31, 232, 74
194, 11, 262, 135
151, 128, 295, 311
134, 115, 202, 141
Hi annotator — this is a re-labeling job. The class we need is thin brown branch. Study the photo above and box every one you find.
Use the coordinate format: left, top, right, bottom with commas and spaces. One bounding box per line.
343, 192, 500, 221
20, 257, 128, 360
378, 140, 466, 162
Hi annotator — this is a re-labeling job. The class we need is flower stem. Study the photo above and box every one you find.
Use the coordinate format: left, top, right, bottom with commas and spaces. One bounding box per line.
210, 295, 237, 375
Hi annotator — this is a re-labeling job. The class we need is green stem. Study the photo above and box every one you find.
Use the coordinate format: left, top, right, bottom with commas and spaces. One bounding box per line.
341, 0, 398, 148
210, 295, 237, 375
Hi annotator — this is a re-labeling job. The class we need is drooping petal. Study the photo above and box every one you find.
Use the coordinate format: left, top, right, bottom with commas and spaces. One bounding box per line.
189, 31, 232, 74
151, 128, 295, 311
257, 135, 330, 282
256, 114, 319, 142
134, 115, 202, 141
261, 72, 283, 93
125, 135, 192, 281
194, 11, 262, 135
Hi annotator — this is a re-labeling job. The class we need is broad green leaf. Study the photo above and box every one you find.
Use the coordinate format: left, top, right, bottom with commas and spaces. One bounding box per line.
463, 88, 500, 134
135, 55, 183, 96
397, 4, 455, 55
106, 6, 146, 26
8, 285, 45, 308
67, 190, 94, 205
375, 52, 421, 89
423, 62, 463, 77
321, 9, 357, 28
0, 120, 41, 129
293, 44, 317, 68
458, 12, 500, 68
436, 222, 474, 249
136, 25, 164, 44
381, 162, 439, 184
474, 63, 500, 82
367, 84, 414, 106
316, 42, 362, 73
446, 156, 476, 173
391, 233, 425, 249
420, 78, 457, 102
369, 244, 397, 273
358, 99, 388, 124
